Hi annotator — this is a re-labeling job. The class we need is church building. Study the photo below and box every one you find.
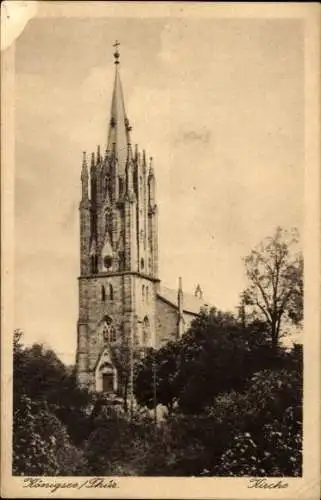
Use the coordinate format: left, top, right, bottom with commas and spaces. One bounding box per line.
76, 44, 207, 395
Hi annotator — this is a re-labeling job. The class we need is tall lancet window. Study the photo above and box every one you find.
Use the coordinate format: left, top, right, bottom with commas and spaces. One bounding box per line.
102, 316, 116, 343
91, 255, 98, 274
142, 316, 150, 345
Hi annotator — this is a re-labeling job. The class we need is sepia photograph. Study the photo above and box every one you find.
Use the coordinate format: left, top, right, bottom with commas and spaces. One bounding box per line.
1, 2, 320, 499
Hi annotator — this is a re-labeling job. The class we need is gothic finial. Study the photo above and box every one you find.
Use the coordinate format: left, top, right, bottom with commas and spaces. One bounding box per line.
113, 40, 120, 65
91, 152, 95, 168
126, 143, 133, 163
81, 152, 89, 199
178, 276, 183, 292
134, 144, 138, 158
97, 145, 101, 163
148, 156, 155, 178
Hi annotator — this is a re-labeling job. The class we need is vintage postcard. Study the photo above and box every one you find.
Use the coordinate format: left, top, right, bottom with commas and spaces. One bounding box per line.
1, 1, 320, 499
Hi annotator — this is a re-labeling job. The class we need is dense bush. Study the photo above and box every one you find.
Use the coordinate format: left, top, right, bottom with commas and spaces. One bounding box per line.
134, 312, 292, 414
13, 395, 87, 476
13, 332, 91, 446
84, 410, 169, 476
12, 328, 302, 477
211, 367, 302, 476
12, 332, 89, 476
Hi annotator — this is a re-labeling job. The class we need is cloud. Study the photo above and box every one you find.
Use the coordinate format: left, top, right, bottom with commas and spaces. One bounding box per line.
1, 1, 38, 51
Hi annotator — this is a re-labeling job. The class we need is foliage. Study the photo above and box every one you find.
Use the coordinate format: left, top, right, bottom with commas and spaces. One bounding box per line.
84, 410, 169, 476
243, 227, 303, 351
134, 341, 182, 412
209, 360, 302, 476
145, 350, 303, 477
109, 342, 142, 413
13, 333, 91, 445
134, 310, 289, 414
13, 309, 303, 478
13, 395, 87, 476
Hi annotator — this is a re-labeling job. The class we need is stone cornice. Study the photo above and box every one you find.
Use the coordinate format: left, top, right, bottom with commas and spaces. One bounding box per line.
78, 271, 160, 283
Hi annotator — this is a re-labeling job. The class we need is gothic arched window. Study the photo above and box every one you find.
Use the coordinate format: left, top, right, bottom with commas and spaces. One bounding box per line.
142, 285, 145, 301
119, 251, 125, 272
109, 284, 113, 300
119, 176, 124, 198
143, 316, 150, 345
102, 316, 116, 343
91, 255, 98, 274
146, 286, 149, 302
101, 285, 106, 302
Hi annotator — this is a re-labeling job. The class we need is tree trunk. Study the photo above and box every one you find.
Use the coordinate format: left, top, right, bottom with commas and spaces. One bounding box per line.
271, 323, 278, 354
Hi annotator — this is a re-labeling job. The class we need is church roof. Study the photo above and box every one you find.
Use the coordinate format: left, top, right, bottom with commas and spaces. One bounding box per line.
106, 43, 131, 175
157, 286, 207, 315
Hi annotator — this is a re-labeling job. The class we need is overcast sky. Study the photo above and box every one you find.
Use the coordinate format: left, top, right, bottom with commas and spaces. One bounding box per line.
15, 16, 303, 363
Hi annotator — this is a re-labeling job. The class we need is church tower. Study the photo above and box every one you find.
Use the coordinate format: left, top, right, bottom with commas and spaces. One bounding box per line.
76, 43, 159, 396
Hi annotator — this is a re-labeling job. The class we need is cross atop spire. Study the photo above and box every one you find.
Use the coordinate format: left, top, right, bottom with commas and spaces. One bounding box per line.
106, 42, 131, 175
113, 40, 120, 64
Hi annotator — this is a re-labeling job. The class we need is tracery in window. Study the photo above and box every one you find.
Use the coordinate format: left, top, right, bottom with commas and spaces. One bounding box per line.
102, 316, 116, 343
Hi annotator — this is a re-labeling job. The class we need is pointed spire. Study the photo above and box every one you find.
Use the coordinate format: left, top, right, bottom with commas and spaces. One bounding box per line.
81, 151, 89, 200
126, 143, 133, 164
90, 152, 95, 169
142, 149, 147, 174
106, 42, 131, 176
125, 144, 135, 201
96, 145, 101, 164
148, 156, 156, 208
81, 151, 88, 177
148, 157, 155, 178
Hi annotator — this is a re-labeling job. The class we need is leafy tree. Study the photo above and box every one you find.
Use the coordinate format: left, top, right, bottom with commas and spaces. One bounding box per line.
211, 363, 302, 476
84, 410, 167, 476
13, 395, 87, 476
134, 341, 182, 413
243, 227, 303, 352
135, 310, 285, 414
13, 332, 90, 445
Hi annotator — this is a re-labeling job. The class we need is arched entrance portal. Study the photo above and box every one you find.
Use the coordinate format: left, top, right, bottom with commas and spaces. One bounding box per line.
95, 354, 118, 393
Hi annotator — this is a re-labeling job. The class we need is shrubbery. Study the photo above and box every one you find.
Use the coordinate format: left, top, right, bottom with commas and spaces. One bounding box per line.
13, 395, 87, 476
12, 326, 303, 477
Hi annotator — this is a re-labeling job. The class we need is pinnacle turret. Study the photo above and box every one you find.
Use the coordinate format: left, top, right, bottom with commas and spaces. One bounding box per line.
81, 151, 89, 200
